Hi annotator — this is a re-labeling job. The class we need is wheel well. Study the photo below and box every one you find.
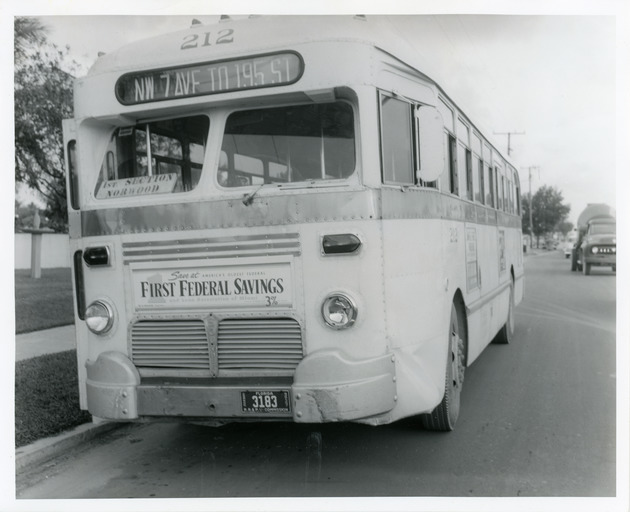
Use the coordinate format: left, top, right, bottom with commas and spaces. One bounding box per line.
452, 289, 469, 367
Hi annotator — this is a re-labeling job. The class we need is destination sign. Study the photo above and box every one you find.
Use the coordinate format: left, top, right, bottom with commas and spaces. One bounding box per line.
115, 52, 303, 105
96, 173, 177, 199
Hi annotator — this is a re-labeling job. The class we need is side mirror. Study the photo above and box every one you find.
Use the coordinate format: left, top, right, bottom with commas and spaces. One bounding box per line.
415, 106, 445, 182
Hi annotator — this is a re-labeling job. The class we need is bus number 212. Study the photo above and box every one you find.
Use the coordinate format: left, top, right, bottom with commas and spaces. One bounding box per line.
181, 30, 235, 50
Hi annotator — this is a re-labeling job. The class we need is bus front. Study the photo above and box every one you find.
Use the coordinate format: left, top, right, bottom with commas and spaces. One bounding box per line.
66, 17, 403, 427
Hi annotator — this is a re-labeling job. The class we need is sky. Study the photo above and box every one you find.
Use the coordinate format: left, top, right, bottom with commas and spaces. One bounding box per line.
8, 4, 626, 229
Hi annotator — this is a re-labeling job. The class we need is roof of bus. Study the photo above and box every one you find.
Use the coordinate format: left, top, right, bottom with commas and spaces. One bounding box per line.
86, 15, 518, 173
88, 15, 419, 77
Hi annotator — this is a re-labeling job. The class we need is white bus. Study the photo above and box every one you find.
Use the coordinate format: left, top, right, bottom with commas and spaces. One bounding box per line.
63, 15, 523, 431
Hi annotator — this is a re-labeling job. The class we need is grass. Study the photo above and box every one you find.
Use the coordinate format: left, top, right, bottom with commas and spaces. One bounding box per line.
15, 268, 75, 334
15, 268, 89, 448
15, 350, 92, 448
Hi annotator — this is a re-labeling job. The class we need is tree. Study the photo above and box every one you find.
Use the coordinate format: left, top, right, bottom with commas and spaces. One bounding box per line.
14, 17, 77, 232
14, 199, 40, 231
556, 220, 574, 237
522, 185, 570, 247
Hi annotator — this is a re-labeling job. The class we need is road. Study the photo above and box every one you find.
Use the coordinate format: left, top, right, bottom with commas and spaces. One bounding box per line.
17, 251, 617, 499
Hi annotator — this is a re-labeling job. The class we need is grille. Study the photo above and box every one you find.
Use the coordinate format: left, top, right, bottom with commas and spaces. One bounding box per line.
131, 319, 210, 369
218, 318, 303, 371
130, 318, 303, 372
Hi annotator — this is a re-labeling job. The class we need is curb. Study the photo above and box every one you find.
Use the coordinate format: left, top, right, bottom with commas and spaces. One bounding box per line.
16, 420, 124, 472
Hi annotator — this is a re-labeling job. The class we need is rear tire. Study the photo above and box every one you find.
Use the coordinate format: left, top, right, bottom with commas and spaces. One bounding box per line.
493, 281, 514, 344
421, 301, 466, 432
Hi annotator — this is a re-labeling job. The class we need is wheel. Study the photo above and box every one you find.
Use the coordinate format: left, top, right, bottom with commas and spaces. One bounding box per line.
421, 301, 466, 432
493, 281, 514, 344
582, 261, 591, 275
570, 250, 577, 271
612, 265, 616, 272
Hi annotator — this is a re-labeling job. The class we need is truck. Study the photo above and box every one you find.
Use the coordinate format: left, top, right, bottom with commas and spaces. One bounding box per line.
571, 204, 616, 275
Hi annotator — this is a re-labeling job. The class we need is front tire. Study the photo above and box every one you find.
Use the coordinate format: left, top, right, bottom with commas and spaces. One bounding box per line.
583, 261, 591, 275
421, 301, 466, 432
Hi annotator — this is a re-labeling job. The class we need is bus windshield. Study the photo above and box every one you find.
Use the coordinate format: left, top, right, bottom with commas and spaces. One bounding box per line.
96, 115, 209, 199
218, 101, 355, 187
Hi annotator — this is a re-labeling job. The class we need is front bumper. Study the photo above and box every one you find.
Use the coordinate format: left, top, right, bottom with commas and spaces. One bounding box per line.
85, 349, 397, 423
584, 252, 616, 267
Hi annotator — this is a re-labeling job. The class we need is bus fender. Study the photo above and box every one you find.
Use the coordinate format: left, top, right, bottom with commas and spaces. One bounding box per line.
292, 350, 397, 423
85, 351, 140, 420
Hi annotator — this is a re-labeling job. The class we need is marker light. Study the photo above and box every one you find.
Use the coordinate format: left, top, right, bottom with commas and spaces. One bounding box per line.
321, 293, 358, 330
83, 246, 111, 267
322, 234, 362, 255
85, 300, 114, 334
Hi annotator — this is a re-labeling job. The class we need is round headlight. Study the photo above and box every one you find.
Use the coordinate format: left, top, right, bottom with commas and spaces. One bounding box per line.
592, 246, 599, 254
321, 293, 357, 330
85, 300, 114, 334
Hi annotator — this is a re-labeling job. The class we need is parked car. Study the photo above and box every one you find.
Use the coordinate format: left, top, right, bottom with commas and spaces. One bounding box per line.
562, 241, 574, 258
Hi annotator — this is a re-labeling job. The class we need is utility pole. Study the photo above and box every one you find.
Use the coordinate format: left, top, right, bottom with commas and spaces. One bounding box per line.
522, 166, 540, 248
494, 130, 525, 157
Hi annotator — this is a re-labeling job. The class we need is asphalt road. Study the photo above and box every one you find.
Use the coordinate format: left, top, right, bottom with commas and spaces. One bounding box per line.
17, 251, 617, 500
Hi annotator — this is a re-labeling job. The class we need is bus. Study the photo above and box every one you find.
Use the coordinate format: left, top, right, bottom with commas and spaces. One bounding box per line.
63, 15, 523, 432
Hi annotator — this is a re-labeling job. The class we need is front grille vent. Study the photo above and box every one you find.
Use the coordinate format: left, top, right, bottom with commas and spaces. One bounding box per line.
131, 319, 209, 369
130, 317, 303, 373
217, 318, 303, 371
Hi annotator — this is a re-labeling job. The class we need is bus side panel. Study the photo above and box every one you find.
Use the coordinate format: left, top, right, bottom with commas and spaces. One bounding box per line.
467, 215, 503, 364
298, 220, 389, 362
379, 191, 451, 419
63, 118, 89, 410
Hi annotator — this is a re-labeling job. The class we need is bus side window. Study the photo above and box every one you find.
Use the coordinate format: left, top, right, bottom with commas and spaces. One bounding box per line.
380, 94, 414, 185
494, 165, 501, 210
477, 158, 484, 204
456, 118, 471, 200
448, 135, 458, 195
487, 164, 494, 207
67, 140, 79, 210
472, 133, 483, 203
466, 149, 473, 201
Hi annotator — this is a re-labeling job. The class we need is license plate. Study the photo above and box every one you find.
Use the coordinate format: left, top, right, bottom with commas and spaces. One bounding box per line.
241, 390, 291, 413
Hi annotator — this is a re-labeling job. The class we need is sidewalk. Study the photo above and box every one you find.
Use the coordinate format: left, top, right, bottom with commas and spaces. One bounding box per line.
14, 323, 123, 473
15, 324, 76, 361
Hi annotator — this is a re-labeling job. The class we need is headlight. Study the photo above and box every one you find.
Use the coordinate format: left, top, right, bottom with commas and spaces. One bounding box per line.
592, 246, 599, 254
85, 300, 114, 334
321, 293, 357, 330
